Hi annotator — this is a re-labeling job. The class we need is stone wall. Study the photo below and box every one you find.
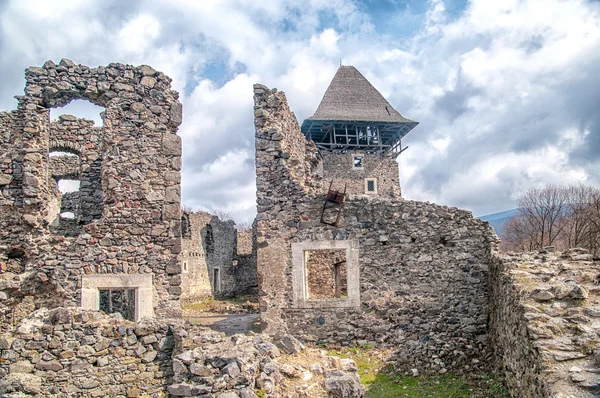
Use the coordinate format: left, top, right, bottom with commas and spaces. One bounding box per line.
0, 307, 178, 397
489, 248, 600, 397
180, 211, 212, 303
0, 307, 364, 398
321, 151, 401, 198
0, 59, 183, 325
253, 83, 497, 374
235, 228, 259, 296
180, 211, 258, 301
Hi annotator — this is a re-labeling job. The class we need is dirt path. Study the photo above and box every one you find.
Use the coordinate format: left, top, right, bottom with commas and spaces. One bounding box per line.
186, 313, 260, 336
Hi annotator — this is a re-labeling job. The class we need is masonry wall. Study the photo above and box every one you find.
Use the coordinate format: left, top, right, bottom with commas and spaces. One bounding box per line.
0, 308, 178, 397
489, 249, 600, 397
321, 151, 401, 198
180, 211, 212, 303
0, 59, 183, 326
254, 83, 497, 374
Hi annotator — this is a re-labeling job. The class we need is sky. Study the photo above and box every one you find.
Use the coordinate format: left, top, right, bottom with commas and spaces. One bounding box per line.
1, 0, 599, 223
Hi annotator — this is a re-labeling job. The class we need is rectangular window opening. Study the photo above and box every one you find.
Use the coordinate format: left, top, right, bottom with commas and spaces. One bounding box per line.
305, 249, 348, 299
365, 178, 377, 193
213, 268, 221, 293
99, 289, 136, 321
353, 155, 364, 169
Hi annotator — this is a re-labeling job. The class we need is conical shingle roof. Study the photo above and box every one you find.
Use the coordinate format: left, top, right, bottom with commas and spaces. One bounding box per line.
305, 65, 416, 124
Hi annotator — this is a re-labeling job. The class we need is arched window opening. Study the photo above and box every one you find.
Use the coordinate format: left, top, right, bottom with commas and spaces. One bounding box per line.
50, 99, 105, 126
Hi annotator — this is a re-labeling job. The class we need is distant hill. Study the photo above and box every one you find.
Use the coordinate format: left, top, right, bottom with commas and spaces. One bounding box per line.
478, 209, 518, 236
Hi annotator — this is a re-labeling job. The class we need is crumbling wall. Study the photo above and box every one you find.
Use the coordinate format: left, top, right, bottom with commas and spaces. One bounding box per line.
321, 151, 401, 197
205, 216, 238, 297
0, 307, 178, 397
0, 59, 183, 325
180, 211, 212, 303
254, 83, 497, 374
490, 248, 600, 398
234, 227, 259, 295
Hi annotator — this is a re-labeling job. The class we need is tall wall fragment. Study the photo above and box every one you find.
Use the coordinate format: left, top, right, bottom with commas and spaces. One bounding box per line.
0, 59, 183, 324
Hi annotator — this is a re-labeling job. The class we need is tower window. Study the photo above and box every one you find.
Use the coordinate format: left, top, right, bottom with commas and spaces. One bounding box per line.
365, 178, 377, 194
182, 262, 188, 273
352, 154, 364, 169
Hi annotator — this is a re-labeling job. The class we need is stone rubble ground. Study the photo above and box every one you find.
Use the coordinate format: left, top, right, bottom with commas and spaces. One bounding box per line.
0, 307, 365, 397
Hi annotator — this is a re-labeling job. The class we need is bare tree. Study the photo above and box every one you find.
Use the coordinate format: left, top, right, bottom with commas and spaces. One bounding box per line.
502, 183, 600, 255
235, 221, 252, 232
211, 209, 232, 222
515, 184, 569, 249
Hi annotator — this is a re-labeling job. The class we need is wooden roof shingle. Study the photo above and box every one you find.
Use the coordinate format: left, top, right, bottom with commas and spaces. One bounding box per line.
305, 65, 416, 124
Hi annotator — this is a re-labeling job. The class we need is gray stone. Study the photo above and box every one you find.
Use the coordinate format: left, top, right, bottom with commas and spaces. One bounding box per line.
276, 334, 304, 354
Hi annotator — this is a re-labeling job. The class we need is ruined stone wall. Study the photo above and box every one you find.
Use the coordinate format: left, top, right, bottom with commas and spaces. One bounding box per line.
254, 84, 497, 374
234, 228, 259, 295
489, 248, 600, 398
206, 217, 238, 297
254, 83, 323, 334
0, 307, 178, 397
321, 151, 401, 198
180, 211, 212, 303
0, 59, 183, 325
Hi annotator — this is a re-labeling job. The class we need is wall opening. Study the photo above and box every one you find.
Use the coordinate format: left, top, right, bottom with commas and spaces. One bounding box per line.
81, 274, 153, 321
205, 225, 214, 254
50, 99, 105, 126
213, 268, 221, 294
291, 240, 360, 308
365, 178, 377, 194
352, 154, 364, 169
182, 261, 188, 273
305, 249, 348, 299
99, 289, 136, 321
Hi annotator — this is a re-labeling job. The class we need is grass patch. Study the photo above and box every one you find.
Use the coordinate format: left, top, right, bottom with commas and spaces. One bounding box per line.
182, 295, 258, 314
327, 347, 508, 398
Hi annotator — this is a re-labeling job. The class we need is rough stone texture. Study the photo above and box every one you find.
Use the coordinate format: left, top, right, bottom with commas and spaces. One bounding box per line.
490, 248, 600, 398
180, 211, 213, 302
0, 59, 183, 326
180, 211, 258, 302
321, 151, 401, 198
0, 306, 364, 397
0, 307, 178, 397
306, 249, 348, 299
253, 83, 497, 374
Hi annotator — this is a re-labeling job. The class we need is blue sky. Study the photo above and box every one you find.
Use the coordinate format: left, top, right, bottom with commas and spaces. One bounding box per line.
1, 0, 599, 222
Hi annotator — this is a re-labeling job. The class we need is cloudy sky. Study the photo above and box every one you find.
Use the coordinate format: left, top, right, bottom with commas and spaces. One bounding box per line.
1, 0, 599, 223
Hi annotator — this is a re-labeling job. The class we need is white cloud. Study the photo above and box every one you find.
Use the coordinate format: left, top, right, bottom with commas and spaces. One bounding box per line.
1, 0, 599, 223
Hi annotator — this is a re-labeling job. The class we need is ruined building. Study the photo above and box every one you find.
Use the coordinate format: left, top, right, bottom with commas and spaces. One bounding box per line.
180, 211, 257, 303
254, 65, 600, 397
0, 59, 184, 322
2, 60, 600, 398
254, 65, 495, 373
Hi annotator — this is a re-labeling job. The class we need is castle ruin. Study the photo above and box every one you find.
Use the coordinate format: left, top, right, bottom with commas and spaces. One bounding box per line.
0, 60, 598, 397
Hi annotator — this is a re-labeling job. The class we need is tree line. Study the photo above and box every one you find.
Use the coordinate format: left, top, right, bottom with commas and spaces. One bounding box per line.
501, 184, 600, 256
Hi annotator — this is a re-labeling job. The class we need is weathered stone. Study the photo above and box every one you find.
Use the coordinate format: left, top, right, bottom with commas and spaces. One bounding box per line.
325, 370, 365, 398
276, 334, 304, 354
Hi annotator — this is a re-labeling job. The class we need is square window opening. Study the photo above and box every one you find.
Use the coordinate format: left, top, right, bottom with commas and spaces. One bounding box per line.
353, 155, 364, 169
99, 289, 136, 321
305, 249, 348, 299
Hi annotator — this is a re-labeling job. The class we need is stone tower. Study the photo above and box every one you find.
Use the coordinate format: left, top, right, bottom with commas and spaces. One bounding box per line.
301, 65, 418, 198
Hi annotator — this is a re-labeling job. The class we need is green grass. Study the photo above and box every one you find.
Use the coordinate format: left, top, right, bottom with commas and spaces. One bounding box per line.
327, 347, 508, 398
182, 295, 258, 313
